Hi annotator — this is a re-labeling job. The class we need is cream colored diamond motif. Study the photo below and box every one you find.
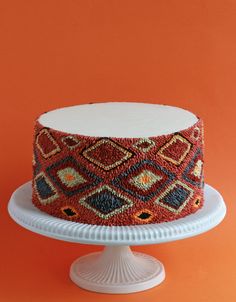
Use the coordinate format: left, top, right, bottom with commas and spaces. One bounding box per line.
57, 167, 87, 188
157, 134, 192, 165
133, 138, 155, 153
82, 138, 133, 171
129, 169, 162, 191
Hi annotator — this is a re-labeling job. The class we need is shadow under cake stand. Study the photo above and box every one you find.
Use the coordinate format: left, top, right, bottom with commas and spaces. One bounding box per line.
8, 181, 226, 294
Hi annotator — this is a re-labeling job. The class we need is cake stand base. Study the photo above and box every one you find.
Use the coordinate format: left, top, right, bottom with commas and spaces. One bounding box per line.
8, 182, 226, 294
70, 245, 164, 294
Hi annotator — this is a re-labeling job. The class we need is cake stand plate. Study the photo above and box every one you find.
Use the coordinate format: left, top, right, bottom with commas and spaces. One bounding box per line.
8, 181, 226, 294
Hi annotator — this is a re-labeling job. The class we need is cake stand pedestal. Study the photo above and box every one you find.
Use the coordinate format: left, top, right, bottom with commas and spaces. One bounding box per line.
8, 181, 226, 294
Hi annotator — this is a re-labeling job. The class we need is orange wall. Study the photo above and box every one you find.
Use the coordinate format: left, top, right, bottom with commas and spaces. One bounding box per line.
0, 1, 235, 301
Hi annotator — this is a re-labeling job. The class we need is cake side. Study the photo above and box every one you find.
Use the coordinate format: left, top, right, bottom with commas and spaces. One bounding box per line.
31, 110, 204, 226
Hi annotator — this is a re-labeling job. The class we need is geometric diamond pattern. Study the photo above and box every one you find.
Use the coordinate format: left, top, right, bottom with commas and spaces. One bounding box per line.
193, 196, 201, 208
36, 128, 61, 159
129, 170, 162, 191
57, 167, 86, 188
191, 127, 201, 141
155, 180, 194, 213
133, 138, 155, 153
61, 135, 80, 149
157, 134, 192, 165
34, 172, 59, 205
112, 159, 176, 202
182, 148, 203, 188
133, 209, 154, 223
46, 156, 103, 197
81, 138, 134, 171
32, 116, 204, 225
79, 185, 133, 219
61, 205, 79, 218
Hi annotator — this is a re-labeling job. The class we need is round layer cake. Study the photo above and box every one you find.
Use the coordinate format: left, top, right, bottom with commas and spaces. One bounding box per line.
32, 102, 204, 226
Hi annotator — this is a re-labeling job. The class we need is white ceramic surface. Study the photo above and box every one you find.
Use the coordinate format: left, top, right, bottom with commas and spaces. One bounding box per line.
70, 246, 165, 294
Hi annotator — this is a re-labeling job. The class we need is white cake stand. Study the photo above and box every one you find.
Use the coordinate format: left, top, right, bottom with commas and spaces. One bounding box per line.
8, 181, 226, 294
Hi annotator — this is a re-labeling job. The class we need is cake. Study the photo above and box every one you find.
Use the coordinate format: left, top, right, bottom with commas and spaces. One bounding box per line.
32, 102, 204, 226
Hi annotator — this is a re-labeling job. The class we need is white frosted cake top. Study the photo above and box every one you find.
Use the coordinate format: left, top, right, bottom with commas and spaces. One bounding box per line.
38, 102, 198, 138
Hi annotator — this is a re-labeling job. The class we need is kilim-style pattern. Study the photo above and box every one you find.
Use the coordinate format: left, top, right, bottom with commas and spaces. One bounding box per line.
134, 209, 154, 223
81, 138, 134, 171
157, 134, 192, 165
133, 138, 155, 153
61, 205, 79, 218
155, 180, 194, 213
182, 148, 204, 188
36, 128, 61, 159
61, 135, 80, 149
79, 185, 133, 219
32, 114, 205, 226
46, 156, 103, 197
34, 172, 59, 205
111, 159, 176, 202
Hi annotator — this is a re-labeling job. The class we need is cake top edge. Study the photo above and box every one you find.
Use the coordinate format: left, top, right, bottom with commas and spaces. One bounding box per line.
36, 102, 201, 139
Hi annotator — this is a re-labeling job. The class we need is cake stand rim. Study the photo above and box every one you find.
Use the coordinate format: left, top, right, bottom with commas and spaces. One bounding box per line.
8, 181, 226, 246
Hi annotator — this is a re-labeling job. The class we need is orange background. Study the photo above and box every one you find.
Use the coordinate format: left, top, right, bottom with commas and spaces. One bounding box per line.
1, 1, 235, 301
